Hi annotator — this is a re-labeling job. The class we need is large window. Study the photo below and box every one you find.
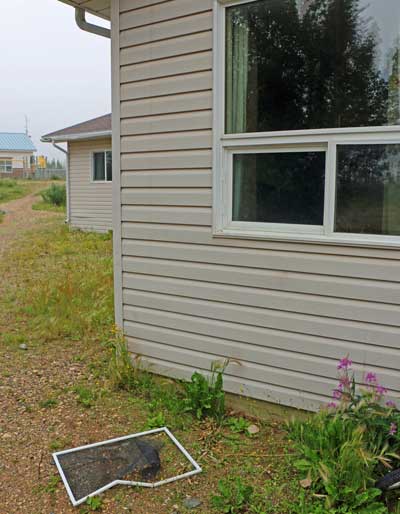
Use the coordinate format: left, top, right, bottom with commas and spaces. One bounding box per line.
92, 151, 112, 182
214, 0, 400, 245
0, 159, 13, 173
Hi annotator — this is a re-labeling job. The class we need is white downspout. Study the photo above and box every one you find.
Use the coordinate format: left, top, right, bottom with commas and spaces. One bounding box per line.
52, 142, 70, 224
75, 8, 111, 39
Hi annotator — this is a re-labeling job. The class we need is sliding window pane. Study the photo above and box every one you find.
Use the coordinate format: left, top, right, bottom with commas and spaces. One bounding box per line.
226, 0, 400, 133
233, 152, 326, 225
335, 144, 400, 235
106, 151, 112, 182
93, 152, 105, 181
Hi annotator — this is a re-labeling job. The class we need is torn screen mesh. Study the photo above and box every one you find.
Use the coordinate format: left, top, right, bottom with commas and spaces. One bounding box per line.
57, 436, 163, 502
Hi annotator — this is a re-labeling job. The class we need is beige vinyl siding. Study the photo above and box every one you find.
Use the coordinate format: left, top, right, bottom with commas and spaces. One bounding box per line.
68, 138, 112, 233
117, 0, 400, 411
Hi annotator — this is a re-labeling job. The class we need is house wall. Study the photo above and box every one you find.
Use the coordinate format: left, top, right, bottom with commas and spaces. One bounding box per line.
114, 0, 400, 411
0, 151, 33, 178
68, 138, 112, 233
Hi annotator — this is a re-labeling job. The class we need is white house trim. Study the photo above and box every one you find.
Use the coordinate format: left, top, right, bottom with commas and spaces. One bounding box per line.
212, 0, 400, 248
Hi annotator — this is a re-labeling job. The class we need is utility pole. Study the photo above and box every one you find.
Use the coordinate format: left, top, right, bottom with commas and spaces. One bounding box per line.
24, 115, 29, 136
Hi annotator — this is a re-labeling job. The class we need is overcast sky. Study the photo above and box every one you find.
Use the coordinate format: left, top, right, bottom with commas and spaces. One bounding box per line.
0, 0, 111, 160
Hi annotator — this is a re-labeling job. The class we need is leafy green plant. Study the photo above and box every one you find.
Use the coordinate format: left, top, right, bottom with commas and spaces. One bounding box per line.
183, 361, 228, 423
211, 477, 254, 513
85, 496, 103, 511
74, 385, 96, 408
288, 356, 400, 512
290, 412, 386, 511
146, 411, 166, 429
44, 474, 61, 494
227, 417, 251, 434
40, 183, 66, 206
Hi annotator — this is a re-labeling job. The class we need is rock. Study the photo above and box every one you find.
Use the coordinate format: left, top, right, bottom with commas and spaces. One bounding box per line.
19, 344, 28, 350
300, 477, 312, 489
183, 497, 202, 509
247, 424, 260, 435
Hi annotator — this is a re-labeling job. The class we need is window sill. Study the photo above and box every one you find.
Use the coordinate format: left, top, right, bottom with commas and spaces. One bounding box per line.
213, 226, 400, 249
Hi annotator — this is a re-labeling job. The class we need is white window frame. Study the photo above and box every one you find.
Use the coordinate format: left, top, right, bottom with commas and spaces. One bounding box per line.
0, 159, 13, 173
212, 0, 400, 248
91, 150, 112, 183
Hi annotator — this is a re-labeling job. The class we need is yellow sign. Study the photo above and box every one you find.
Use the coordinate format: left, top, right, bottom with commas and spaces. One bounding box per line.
37, 155, 47, 169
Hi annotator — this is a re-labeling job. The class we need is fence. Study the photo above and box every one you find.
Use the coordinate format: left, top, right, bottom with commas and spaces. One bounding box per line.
25, 169, 66, 180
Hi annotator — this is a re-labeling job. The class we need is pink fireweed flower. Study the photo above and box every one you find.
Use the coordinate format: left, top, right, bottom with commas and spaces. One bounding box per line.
327, 402, 337, 409
339, 375, 351, 388
337, 357, 352, 370
386, 401, 397, 409
333, 389, 342, 400
365, 372, 377, 383
375, 384, 388, 396
389, 423, 397, 436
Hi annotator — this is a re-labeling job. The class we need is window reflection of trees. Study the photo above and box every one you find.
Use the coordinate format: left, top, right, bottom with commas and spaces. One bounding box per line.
228, 0, 400, 132
228, 0, 400, 233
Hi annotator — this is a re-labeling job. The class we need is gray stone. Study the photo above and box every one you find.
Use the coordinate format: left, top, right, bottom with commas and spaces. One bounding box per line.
19, 344, 28, 350
183, 497, 202, 509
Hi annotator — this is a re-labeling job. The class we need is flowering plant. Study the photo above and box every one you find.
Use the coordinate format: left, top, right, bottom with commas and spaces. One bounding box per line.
288, 357, 400, 512
328, 356, 400, 458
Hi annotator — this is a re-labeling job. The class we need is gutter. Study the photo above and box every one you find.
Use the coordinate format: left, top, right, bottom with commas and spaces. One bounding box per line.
75, 8, 110, 39
42, 130, 112, 143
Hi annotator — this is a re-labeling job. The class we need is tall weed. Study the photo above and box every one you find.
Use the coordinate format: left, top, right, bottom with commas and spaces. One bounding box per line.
183, 360, 228, 423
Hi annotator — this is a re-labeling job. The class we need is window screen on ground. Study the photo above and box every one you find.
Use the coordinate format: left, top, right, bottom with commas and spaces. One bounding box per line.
232, 151, 326, 225
226, 0, 400, 134
335, 144, 400, 236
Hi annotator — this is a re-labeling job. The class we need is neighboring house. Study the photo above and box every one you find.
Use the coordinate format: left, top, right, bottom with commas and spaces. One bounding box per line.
55, 0, 400, 412
42, 114, 112, 233
0, 133, 36, 178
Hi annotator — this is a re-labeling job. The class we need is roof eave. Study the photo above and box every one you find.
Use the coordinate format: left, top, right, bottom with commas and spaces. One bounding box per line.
57, 0, 110, 20
41, 130, 112, 143
0, 148, 36, 153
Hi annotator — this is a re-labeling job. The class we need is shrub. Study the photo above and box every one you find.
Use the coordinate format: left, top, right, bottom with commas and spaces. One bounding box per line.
288, 357, 400, 512
40, 184, 66, 206
183, 361, 228, 423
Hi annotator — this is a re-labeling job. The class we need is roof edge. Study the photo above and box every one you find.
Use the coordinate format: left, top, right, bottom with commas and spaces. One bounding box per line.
0, 148, 36, 153
57, 0, 110, 20
41, 130, 112, 143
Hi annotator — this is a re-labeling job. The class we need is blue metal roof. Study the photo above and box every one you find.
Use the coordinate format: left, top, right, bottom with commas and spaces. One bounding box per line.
0, 133, 36, 152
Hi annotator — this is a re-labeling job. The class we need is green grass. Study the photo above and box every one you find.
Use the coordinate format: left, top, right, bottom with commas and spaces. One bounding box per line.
0, 178, 33, 204
32, 200, 65, 213
2, 223, 114, 343
32, 183, 66, 213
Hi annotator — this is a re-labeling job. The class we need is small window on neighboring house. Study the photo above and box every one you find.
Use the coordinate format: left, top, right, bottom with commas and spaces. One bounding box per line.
215, 0, 400, 245
93, 151, 112, 182
0, 159, 13, 173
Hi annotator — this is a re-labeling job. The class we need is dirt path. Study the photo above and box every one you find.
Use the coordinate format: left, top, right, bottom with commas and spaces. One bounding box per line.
0, 186, 62, 258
